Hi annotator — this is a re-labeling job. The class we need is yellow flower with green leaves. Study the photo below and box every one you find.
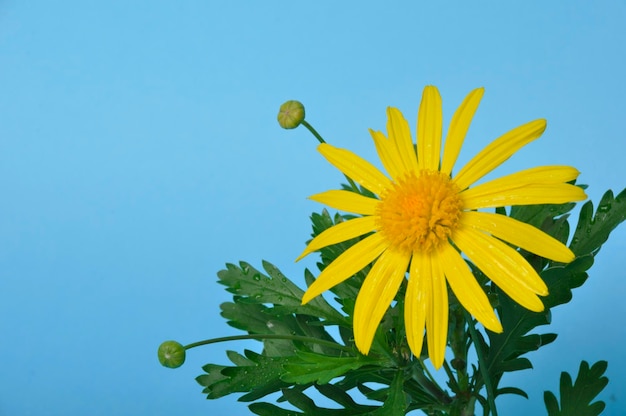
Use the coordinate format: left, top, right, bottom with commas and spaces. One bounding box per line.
297, 86, 586, 369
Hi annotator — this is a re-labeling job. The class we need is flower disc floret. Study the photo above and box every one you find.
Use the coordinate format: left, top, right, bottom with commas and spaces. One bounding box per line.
377, 170, 462, 254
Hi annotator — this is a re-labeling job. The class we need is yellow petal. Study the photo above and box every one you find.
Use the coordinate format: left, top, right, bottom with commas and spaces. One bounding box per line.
417, 86, 443, 171
462, 211, 574, 263
452, 226, 546, 311
462, 183, 587, 209
463, 165, 580, 195
426, 252, 448, 369
309, 190, 380, 215
301, 233, 388, 304
439, 244, 502, 333
453, 119, 547, 190
405, 251, 430, 356
353, 249, 410, 354
296, 216, 377, 261
387, 107, 419, 173
318, 143, 391, 195
441, 87, 484, 175
371, 129, 405, 180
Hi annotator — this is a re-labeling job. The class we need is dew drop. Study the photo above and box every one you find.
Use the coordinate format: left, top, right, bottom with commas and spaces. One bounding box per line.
253, 274, 261, 281
597, 202, 611, 213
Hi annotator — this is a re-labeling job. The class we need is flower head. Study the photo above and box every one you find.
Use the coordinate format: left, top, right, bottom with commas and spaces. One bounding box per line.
297, 86, 586, 368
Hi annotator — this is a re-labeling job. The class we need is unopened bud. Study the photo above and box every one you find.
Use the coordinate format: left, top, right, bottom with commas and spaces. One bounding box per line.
277, 100, 305, 129
158, 340, 186, 368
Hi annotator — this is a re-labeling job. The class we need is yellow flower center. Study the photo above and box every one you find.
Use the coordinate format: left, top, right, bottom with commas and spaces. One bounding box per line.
376, 170, 463, 254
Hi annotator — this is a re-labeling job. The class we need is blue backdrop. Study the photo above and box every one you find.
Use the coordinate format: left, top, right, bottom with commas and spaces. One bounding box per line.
0, 1, 624, 415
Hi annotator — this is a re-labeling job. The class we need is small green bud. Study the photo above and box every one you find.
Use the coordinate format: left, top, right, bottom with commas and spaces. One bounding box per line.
158, 340, 186, 368
277, 100, 305, 129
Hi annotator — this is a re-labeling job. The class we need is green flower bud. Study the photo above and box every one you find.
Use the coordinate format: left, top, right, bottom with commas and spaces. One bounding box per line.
277, 100, 305, 129
158, 340, 186, 368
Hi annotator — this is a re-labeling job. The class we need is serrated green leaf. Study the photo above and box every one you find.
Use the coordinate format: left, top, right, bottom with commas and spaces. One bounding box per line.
340, 366, 439, 408
196, 349, 295, 400
510, 201, 576, 230
226, 349, 254, 366
482, 257, 593, 399
544, 360, 609, 416
217, 261, 346, 324
270, 385, 380, 416
249, 402, 305, 416
196, 364, 229, 393
509, 199, 576, 271
371, 370, 407, 416
570, 188, 626, 257
541, 256, 593, 309
220, 300, 350, 357
315, 383, 372, 411
282, 352, 386, 384
220, 301, 302, 356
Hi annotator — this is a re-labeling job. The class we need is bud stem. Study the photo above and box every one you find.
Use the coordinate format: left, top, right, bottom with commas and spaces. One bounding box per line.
301, 120, 326, 144
184, 334, 353, 352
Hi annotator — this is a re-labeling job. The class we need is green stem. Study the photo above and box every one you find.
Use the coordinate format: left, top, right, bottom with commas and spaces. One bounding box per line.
301, 119, 362, 195
465, 312, 498, 416
184, 334, 352, 352
301, 120, 326, 144
413, 358, 451, 405
411, 363, 452, 406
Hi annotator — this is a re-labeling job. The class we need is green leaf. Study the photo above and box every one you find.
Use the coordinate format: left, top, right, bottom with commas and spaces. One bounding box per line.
282, 352, 387, 384
250, 385, 380, 416
483, 257, 592, 398
495, 387, 528, 399
543, 360, 609, 416
249, 402, 305, 416
509, 200, 576, 271
342, 366, 441, 408
196, 349, 295, 401
315, 383, 371, 411
217, 261, 346, 324
510, 201, 576, 230
541, 256, 593, 309
220, 300, 347, 356
570, 188, 626, 257
371, 370, 407, 416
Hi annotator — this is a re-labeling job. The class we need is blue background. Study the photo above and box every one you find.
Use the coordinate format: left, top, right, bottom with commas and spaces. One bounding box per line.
1, 1, 625, 415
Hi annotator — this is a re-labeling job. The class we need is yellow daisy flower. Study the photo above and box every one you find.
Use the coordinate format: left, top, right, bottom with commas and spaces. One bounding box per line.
297, 86, 587, 369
